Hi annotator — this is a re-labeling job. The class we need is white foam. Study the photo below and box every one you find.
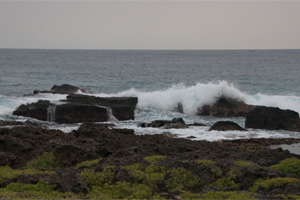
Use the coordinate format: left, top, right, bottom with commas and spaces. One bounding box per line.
245, 94, 300, 114
114, 124, 300, 142
0, 93, 67, 116
91, 81, 300, 115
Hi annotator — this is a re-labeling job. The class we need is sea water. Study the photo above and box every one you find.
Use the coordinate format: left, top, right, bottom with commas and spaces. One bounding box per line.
1, 49, 300, 141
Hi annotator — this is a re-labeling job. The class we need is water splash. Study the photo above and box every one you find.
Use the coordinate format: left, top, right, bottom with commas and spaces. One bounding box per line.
97, 106, 118, 122
47, 105, 56, 122
106, 107, 118, 122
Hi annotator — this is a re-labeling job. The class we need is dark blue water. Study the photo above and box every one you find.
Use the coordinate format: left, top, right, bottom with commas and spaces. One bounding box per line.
1, 49, 299, 96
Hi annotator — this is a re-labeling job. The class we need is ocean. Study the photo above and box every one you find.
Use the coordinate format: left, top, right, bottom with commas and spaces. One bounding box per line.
1, 49, 300, 141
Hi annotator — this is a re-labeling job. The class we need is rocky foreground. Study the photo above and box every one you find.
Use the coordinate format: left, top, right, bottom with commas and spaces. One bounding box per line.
1, 84, 300, 199
0, 122, 300, 199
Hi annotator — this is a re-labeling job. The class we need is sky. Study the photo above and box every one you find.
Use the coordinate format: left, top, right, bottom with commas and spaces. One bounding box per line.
0, 1, 300, 50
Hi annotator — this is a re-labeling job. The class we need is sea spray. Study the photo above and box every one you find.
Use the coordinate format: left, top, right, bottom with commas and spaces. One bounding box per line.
47, 105, 56, 122
106, 107, 118, 122
90, 81, 300, 115
97, 106, 118, 121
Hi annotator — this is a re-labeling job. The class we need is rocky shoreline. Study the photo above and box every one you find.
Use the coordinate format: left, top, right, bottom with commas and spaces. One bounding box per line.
0, 122, 300, 199
1, 84, 300, 199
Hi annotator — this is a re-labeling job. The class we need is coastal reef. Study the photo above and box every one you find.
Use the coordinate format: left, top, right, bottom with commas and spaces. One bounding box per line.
1, 122, 300, 199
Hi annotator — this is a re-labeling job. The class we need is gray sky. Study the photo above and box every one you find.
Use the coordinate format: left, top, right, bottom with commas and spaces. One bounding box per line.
0, 1, 300, 50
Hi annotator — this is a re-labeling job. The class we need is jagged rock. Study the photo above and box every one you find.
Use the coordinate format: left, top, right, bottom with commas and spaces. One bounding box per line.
140, 118, 188, 129
50, 84, 92, 94
245, 106, 300, 131
13, 95, 137, 123
66, 94, 138, 120
209, 121, 246, 131
0, 152, 16, 166
55, 103, 108, 124
12, 100, 52, 121
197, 96, 256, 117
13, 102, 108, 124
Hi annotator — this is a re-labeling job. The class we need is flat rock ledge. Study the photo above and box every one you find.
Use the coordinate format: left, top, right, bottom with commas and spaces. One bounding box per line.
14, 84, 138, 124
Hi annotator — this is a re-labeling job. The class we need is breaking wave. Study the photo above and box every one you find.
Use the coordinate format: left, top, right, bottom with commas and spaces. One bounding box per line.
92, 81, 300, 115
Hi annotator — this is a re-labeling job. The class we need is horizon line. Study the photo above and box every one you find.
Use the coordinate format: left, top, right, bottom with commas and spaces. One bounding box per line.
1, 48, 300, 51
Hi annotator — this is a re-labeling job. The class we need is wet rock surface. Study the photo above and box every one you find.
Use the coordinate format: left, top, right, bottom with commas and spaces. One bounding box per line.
197, 96, 256, 117
50, 84, 92, 94
140, 118, 188, 129
245, 106, 300, 131
1, 123, 300, 199
66, 94, 138, 120
13, 86, 138, 123
209, 121, 246, 131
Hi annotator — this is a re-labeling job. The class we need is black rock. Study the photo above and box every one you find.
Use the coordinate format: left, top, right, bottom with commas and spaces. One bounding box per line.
140, 118, 188, 129
13, 100, 52, 121
245, 106, 300, 131
55, 103, 108, 124
50, 84, 92, 94
197, 96, 256, 117
209, 121, 246, 131
66, 94, 138, 120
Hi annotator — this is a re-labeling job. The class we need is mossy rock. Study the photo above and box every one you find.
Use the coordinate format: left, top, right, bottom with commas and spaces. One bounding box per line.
269, 157, 300, 176
26, 152, 60, 170
251, 177, 300, 192
181, 191, 258, 200
195, 159, 222, 176
80, 168, 114, 188
76, 158, 101, 168
0, 165, 55, 185
144, 155, 166, 164
89, 182, 154, 199
214, 168, 240, 188
234, 160, 255, 168
166, 167, 204, 192
0, 181, 77, 199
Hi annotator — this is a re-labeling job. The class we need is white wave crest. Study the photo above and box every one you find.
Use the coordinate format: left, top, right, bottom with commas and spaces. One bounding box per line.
0, 93, 67, 116
92, 81, 300, 115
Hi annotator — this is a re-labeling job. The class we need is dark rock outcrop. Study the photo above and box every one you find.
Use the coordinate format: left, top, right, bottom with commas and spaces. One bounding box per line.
50, 84, 92, 94
197, 96, 256, 117
209, 121, 246, 131
55, 103, 108, 124
245, 106, 300, 131
140, 118, 188, 129
13, 94, 138, 123
12, 100, 52, 121
66, 94, 138, 120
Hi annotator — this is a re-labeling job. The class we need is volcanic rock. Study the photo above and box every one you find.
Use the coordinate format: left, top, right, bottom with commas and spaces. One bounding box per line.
245, 106, 300, 131
209, 121, 246, 131
12, 100, 52, 121
55, 103, 108, 124
13, 95, 138, 123
50, 84, 92, 94
66, 94, 138, 120
197, 96, 256, 117
140, 118, 188, 129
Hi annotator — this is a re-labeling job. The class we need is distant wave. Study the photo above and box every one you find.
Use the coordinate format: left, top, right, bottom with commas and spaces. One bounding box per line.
92, 81, 300, 115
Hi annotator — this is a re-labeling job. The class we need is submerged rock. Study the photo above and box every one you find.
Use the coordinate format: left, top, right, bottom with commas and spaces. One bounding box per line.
140, 118, 188, 129
197, 96, 256, 117
245, 106, 300, 131
209, 121, 246, 131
